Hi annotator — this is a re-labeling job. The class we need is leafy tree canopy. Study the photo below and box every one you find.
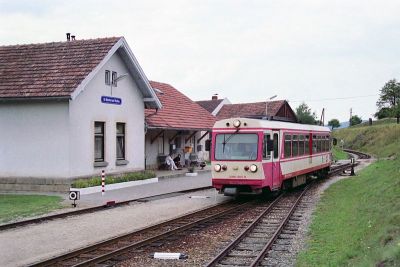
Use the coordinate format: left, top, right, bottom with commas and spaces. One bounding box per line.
296, 102, 317, 125
376, 79, 400, 119
328, 118, 340, 129
350, 115, 362, 126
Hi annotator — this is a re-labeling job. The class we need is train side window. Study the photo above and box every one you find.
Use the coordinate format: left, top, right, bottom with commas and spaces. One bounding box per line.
305, 135, 310, 154
292, 135, 298, 157
312, 135, 317, 153
263, 134, 271, 160
323, 136, 328, 151
329, 135, 332, 151
317, 136, 321, 153
299, 135, 305, 155
327, 135, 330, 151
273, 133, 279, 159
284, 134, 292, 158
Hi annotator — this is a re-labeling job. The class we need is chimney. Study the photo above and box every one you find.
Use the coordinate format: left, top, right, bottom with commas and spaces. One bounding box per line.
71, 35, 76, 41
212, 94, 218, 100
66, 33, 71, 42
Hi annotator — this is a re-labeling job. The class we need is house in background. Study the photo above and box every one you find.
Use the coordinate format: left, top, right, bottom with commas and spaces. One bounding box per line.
195, 94, 231, 161
216, 100, 297, 122
145, 81, 216, 169
0, 36, 161, 192
196, 94, 231, 116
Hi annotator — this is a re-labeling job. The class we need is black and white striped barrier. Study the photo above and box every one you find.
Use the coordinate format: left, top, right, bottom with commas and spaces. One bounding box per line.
101, 170, 105, 196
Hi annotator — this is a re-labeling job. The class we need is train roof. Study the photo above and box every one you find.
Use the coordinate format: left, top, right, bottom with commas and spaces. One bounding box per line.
213, 117, 331, 132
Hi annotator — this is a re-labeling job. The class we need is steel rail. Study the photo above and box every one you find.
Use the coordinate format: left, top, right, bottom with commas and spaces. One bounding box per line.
205, 194, 285, 267
205, 187, 308, 267
249, 185, 309, 266
29, 200, 255, 267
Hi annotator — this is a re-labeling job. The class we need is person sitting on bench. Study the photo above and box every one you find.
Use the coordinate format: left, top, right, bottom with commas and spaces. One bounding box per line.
166, 154, 179, 170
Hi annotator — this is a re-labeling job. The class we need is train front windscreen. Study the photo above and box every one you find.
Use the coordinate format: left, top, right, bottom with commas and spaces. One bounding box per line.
214, 133, 258, 161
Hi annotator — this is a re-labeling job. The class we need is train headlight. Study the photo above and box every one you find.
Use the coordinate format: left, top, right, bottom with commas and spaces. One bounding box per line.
221, 164, 227, 171
214, 164, 222, 172
233, 119, 241, 128
244, 166, 250, 171
250, 164, 258, 172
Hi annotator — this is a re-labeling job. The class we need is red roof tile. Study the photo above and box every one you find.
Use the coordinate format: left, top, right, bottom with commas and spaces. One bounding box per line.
146, 81, 216, 130
216, 100, 289, 120
0, 37, 120, 99
195, 99, 223, 113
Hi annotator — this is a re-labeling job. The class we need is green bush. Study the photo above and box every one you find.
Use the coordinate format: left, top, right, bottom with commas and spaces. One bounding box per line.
71, 170, 156, 188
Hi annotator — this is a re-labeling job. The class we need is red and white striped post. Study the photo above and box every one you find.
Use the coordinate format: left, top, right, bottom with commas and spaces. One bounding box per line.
101, 170, 105, 196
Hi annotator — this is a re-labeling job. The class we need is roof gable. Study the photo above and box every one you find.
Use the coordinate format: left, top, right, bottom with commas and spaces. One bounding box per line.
146, 81, 216, 130
0, 37, 161, 109
195, 99, 223, 113
216, 100, 297, 122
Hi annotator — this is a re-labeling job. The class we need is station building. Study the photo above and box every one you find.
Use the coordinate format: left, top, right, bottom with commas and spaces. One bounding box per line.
145, 81, 216, 169
0, 37, 161, 191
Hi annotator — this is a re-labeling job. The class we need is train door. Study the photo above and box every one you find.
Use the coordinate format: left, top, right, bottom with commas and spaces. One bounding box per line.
271, 131, 281, 189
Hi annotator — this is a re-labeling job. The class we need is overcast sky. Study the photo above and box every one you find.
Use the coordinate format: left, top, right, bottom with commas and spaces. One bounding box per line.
1, 0, 400, 123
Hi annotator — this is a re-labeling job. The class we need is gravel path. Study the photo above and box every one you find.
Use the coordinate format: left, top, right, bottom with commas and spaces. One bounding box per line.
0, 189, 229, 267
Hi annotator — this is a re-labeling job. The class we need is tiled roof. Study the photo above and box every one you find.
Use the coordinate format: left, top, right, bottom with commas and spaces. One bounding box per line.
0, 37, 120, 99
216, 100, 286, 120
146, 81, 216, 130
195, 99, 223, 113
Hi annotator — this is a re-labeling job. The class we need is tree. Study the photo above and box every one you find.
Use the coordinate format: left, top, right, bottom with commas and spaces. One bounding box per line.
376, 79, 400, 120
374, 107, 394, 119
350, 115, 362, 126
328, 118, 340, 129
296, 102, 317, 124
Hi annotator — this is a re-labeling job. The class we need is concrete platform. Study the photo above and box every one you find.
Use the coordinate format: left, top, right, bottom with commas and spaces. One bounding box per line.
72, 167, 213, 208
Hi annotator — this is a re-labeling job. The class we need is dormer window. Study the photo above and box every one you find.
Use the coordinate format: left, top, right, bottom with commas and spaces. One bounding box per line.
112, 71, 118, 86
105, 70, 110, 85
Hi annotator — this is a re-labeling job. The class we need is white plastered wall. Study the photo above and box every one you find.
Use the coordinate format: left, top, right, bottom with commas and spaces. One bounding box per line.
68, 52, 145, 178
0, 101, 70, 178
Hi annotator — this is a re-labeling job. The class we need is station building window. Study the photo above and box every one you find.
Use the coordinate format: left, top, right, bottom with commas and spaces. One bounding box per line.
112, 71, 118, 86
94, 122, 105, 162
116, 123, 125, 160
105, 70, 111, 85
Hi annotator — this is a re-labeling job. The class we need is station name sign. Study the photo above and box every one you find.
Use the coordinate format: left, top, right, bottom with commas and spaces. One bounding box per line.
101, 96, 122, 105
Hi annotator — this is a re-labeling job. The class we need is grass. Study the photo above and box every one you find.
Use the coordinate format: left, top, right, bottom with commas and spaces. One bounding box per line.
0, 194, 64, 224
333, 123, 400, 158
332, 146, 348, 161
297, 157, 400, 266
71, 170, 156, 188
297, 121, 400, 266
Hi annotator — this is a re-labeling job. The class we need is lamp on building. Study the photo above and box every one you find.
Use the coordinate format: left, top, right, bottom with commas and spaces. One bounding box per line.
111, 73, 128, 96
265, 95, 277, 120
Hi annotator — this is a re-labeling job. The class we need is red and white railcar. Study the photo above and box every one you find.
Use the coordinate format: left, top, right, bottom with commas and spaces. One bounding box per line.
211, 118, 332, 195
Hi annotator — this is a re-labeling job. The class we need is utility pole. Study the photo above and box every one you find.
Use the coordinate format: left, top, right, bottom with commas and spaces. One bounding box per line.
320, 108, 325, 126
349, 108, 352, 126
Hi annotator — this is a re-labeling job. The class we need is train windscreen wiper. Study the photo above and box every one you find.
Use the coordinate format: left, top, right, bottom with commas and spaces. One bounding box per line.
222, 129, 239, 153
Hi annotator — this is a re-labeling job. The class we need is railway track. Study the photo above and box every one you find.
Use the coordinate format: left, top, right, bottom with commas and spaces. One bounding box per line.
343, 149, 371, 159
0, 186, 213, 232
29, 199, 272, 267
205, 186, 308, 267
